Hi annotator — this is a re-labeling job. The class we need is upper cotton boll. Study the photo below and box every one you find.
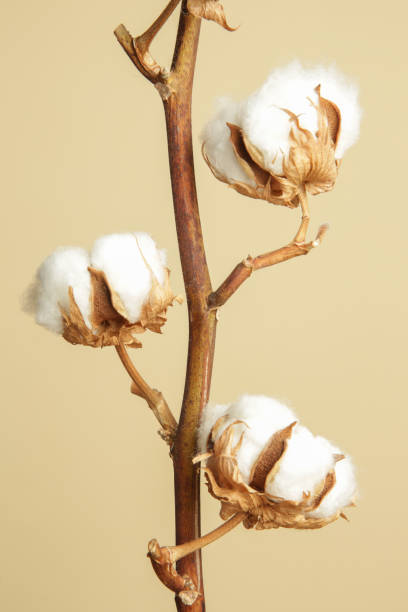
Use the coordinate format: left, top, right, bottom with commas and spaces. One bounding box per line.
25, 246, 92, 334
90, 232, 167, 324
202, 60, 361, 208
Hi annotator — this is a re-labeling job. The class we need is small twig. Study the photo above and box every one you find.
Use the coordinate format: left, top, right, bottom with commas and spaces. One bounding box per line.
115, 343, 177, 444
147, 512, 245, 602
208, 224, 329, 310
150, 511, 246, 564
114, 1, 181, 88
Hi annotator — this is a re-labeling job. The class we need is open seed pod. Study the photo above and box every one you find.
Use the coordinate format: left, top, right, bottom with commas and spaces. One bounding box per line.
197, 396, 356, 530
202, 61, 361, 208
24, 233, 180, 349
61, 264, 178, 348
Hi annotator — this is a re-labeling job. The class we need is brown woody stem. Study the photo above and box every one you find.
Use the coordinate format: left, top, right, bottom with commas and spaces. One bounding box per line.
116, 2, 215, 609
208, 224, 329, 309
115, 343, 177, 443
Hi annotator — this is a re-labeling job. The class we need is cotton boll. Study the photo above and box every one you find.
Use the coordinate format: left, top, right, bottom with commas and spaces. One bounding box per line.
265, 425, 336, 503
90, 232, 166, 324
308, 447, 357, 519
27, 247, 92, 334
201, 97, 252, 184
212, 395, 297, 483
197, 403, 228, 454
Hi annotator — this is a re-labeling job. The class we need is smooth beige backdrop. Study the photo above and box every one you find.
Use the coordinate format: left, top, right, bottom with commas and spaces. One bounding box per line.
2, 1, 407, 610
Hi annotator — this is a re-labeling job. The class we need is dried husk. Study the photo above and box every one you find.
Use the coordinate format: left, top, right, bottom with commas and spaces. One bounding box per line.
202, 87, 341, 208
187, 0, 236, 31
201, 418, 352, 530
60, 266, 180, 349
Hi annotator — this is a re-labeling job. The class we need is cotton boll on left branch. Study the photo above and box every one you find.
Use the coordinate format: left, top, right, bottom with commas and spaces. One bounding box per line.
24, 232, 180, 349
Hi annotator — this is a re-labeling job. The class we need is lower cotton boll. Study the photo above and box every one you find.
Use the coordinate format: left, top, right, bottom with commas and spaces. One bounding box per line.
198, 395, 357, 530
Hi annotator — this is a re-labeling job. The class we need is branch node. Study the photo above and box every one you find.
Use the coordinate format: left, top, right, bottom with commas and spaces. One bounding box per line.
155, 81, 175, 101
243, 255, 254, 269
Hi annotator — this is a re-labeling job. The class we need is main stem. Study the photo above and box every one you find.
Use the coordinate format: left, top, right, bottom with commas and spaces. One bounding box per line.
164, 4, 217, 610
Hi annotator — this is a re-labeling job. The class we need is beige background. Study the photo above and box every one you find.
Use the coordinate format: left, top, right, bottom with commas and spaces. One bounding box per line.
2, 0, 407, 610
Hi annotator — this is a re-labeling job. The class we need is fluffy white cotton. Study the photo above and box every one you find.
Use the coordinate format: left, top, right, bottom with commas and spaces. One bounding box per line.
197, 402, 228, 454
201, 97, 255, 184
266, 424, 335, 503
199, 395, 298, 482
308, 444, 357, 519
203, 61, 361, 177
24, 247, 92, 334
90, 232, 167, 323
242, 61, 361, 173
198, 394, 356, 514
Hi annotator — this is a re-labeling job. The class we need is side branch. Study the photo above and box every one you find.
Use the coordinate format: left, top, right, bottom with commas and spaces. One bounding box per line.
115, 343, 177, 444
208, 224, 329, 310
114, 24, 160, 83
147, 512, 245, 604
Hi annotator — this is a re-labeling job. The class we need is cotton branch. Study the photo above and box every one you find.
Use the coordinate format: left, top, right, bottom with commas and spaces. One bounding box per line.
115, 343, 177, 445
208, 224, 329, 310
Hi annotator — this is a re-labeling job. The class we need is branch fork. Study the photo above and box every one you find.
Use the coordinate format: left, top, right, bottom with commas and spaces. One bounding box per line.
208, 222, 329, 310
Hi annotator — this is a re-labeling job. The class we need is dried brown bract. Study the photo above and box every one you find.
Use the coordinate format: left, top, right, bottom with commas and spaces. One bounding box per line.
61, 267, 180, 349
203, 87, 341, 209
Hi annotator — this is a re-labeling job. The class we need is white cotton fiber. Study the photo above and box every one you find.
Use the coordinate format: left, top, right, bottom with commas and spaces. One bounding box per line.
197, 402, 228, 454
265, 424, 336, 503
242, 61, 361, 174
203, 61, 361, 178
90, 232, 167, 324
24, 246, 92, 334
308, 444, 357, 519
201, 97, 254, 184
